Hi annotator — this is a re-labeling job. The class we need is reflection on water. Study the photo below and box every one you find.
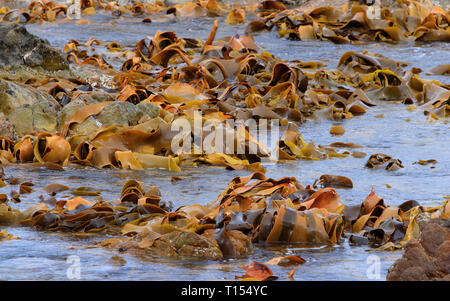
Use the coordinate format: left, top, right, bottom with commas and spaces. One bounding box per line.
0, 10, 448, 281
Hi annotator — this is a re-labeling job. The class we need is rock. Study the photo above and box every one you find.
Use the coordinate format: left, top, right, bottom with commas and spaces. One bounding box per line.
387, 218, 450, 281
96, 102, 148, 127
420, 222, 447, 257
416, 212, 432, 231
62, 101, 160, 136
59, 91, 115, 125
107, 228, 253, 260
386, 239, 435, 281
0, 23, 68, 71
396, 266, 429, 281
109, 255, 127, 266
135, 103, 160, 120
152, 231, 223, 259
436, 240, 450, 275
104, 230, 224, 260
90, 90, 115, 104
0, 78, 60, 139
59, 99, 89, 127
225, 230, 254, 256
202, 229, 254, 258
0, 119, 14, 139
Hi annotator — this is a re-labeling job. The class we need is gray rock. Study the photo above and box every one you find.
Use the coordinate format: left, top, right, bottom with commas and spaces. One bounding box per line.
0, 23, 68, 71
60, 99, 88, 126
135, 102, 160, 120
90, 90, 115, 104
0, 78, 60, 139
96, 102, 142, 127
96, 101, 160, 127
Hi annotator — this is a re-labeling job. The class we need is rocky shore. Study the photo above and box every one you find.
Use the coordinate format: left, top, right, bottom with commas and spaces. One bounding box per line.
0, 0, 449, 281
387, 218, 450, 281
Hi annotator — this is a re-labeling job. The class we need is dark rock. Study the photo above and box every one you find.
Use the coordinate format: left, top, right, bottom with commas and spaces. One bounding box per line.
0, 23, 68, 71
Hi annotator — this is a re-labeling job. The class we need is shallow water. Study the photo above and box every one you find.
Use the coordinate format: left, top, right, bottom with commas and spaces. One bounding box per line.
0, 10, 449, 281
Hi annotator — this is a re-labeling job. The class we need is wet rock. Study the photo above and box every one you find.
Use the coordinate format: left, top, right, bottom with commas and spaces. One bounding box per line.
152, 231, 223, 259
387, 218, 450, 281
109, 255, 127, 266
0, 23, 68, 71
386, 239, 435, 281
107, 231, 223, 260
0, 78, 60, 139
226, 230, 254, 256
203, 229, 254, 257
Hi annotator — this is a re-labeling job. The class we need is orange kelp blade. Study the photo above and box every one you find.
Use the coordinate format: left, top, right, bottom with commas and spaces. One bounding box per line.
33, 132, 71, 165
235, 261, 278, 281
61, 101, 112, 136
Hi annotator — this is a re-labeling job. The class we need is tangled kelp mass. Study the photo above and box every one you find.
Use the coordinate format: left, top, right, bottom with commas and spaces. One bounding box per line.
1, 172, 449, 260
0, 0, 449, 281
1, 0, 449, 42
0, 21, 448, 171
250, 0, 450, 43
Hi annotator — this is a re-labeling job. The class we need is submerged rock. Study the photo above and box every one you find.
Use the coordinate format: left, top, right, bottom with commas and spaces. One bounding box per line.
0, 23, 69, 72
152, 231, 223, 259
203, 228, 254, 258
108, 230, 223, 260
387, 218, 450, 281
0, 78, 60, 139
